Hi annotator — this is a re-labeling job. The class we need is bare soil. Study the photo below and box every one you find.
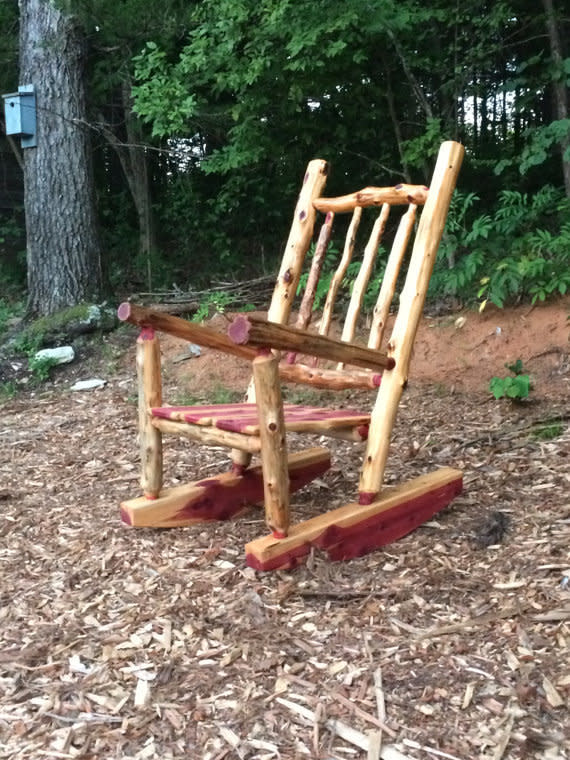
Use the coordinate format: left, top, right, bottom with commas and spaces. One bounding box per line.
157, 299, 570, 401
0, 300, 568, 760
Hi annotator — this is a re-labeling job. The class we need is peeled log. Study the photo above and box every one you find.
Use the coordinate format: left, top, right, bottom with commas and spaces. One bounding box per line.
117, 302, 256, 362
314, 184, 429, 214
228, 315, 395, 373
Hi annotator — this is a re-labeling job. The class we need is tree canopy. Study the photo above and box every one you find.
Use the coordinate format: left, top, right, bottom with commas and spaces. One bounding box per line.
1, 0, 569, 308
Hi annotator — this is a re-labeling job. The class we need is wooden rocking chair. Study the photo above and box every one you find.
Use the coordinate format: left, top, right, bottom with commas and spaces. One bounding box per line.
118, 140, 465, 571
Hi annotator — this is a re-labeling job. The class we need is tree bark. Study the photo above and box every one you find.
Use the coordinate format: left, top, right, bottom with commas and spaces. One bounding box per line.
19, 0, 102, 316
542, 0, 570, 197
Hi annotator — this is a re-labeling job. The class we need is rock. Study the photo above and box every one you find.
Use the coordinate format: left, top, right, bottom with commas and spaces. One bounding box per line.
34, 346, 75, 365
70, 378, 107, 391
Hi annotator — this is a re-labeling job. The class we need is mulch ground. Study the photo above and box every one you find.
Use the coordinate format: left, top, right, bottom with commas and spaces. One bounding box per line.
0, 334, 568, 760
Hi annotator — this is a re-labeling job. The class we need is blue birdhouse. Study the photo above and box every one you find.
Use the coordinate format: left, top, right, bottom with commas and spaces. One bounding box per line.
2, 84, 37, 148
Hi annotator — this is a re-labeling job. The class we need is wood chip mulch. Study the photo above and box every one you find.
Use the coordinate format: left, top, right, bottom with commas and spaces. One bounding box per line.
0, 346, 568, 760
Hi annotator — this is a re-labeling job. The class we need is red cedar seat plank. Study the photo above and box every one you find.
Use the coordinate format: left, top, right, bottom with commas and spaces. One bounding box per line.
245, 468, 463, 571
151, 403, 370, 436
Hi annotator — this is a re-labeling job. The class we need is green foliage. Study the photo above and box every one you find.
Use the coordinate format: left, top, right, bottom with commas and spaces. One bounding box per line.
402, 118, 445, 169
496, 119, 570, 176
489, 359, 531, 400
0, 299, 24, 339
0, 214, 26, 295
191, 291, 233, 323
11, 330, 44, 357
27, 355, 59, 384
431, 187, 570, 307
0, 381, 17, 404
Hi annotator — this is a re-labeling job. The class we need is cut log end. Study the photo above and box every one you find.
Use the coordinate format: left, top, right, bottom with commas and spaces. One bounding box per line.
117, 302, 132, 322
228, 314, 252, 344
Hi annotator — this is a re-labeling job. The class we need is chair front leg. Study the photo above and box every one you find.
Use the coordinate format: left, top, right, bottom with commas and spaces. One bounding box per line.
252, 350, 290, 537
136, 327, 163, 499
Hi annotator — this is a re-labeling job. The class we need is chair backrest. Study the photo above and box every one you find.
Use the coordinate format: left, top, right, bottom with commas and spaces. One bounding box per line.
263, 141, 465, 498
266, 142, 463, 374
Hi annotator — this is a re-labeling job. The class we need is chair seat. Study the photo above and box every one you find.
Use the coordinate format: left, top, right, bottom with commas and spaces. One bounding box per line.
151, 403, 370, 437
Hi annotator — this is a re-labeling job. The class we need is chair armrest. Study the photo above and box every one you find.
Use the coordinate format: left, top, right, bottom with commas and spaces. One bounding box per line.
228, 314, 395, 373
117, 302, 257, 361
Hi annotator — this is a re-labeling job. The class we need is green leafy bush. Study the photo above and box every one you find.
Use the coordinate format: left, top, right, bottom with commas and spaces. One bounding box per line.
431, 187, 570, 307
489, 359, 531, 400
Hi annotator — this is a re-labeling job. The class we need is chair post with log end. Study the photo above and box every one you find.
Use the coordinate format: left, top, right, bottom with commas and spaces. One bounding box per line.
136, 327, 163, 500
252, 350, 291, 537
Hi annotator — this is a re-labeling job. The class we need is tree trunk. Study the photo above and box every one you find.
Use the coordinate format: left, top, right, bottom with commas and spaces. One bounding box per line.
19, 0, 102, 316
99, 82, 157, 290
542, 0, 570, 197
121, 82, 156, 291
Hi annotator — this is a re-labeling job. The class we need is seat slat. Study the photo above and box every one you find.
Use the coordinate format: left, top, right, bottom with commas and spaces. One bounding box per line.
151, 403, 370, 437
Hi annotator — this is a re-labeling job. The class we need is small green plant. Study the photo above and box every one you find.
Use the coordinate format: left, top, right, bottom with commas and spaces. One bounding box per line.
192, 291, 234, 323
28, 355, 59, 383
11, 331, 44, 356
0, 381, 17, 403
489, 358, 531, 399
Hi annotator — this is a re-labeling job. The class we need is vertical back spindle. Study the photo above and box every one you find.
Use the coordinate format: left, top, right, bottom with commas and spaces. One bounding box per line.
368, 204, 417, 350
337, 203, 390, 368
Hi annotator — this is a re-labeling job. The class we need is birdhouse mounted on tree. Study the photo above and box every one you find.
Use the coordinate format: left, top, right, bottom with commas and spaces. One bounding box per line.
2, 84, 37, 148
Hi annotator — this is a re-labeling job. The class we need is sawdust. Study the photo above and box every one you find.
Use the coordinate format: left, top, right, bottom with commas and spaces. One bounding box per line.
0, 299, 569, 759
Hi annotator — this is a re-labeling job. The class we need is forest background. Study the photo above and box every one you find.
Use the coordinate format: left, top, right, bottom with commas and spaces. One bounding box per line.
0, 0, 569, 318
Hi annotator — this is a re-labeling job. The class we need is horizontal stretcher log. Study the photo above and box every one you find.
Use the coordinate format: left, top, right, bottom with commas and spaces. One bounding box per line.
245, 467, 463, 571
313, 184, 429, 214
120, 447, 331, 528
228, 315, 395, 373
152, 417, 262, 452
278, 362, 382, 390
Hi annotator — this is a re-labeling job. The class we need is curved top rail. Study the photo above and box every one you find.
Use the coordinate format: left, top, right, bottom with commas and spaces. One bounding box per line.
313, 183, 429, 213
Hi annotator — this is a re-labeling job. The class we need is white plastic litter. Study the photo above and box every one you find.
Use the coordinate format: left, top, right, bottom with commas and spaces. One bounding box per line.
70, 378, 107, 391
34, 346, 75, 365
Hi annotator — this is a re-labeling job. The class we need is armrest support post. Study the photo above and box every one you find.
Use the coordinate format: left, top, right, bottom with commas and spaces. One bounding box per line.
253, 351, 290, 537
137, 328, 163, 498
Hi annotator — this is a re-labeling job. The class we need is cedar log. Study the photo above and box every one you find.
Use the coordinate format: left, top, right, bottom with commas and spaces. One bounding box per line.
246, 468, 463, 571
228, 315, 395, 373
267, 159, 329, 326
137, 330, 163, 498
314, 184, 429, 214
287, 210, 334, 363
121, 447, 330, 529
368, 204, 417, 350
339, 203, 390, 360
253, 352, 291, 536
318, 207, 362, 345
118, 302, 256, 362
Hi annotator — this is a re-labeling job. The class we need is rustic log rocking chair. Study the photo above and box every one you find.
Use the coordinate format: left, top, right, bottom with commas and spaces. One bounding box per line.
118, 140, 465, 571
